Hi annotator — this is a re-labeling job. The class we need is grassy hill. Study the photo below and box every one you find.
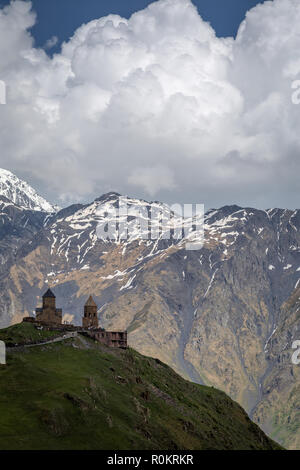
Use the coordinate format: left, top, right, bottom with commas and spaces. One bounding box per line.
0, 322, 63, 346
0, 323, 282, 450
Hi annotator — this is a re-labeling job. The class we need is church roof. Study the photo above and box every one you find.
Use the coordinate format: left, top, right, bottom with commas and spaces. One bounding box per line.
85, 295, 97, 307
42, 288, 55, 298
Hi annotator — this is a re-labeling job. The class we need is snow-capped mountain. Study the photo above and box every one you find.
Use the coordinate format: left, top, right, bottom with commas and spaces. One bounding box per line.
0, 168, 57, 213
42, 192, 203, 267
0, 186, 299, 448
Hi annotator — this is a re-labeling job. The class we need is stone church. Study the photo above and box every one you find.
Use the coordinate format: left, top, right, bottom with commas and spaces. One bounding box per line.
35, 288, 62, 325
28, 289, 127, 348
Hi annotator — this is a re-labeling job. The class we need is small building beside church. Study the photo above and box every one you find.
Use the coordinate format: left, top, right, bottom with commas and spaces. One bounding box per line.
81, 295, 127, 348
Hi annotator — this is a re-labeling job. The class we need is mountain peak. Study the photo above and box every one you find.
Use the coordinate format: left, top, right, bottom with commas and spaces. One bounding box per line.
0, 168, 57, 213
94, 192, 121, 203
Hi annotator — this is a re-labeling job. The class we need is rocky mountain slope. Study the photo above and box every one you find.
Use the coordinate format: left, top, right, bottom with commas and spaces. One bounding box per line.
253, 285, 300, 449
0, 323, 281, 450
0, 195, 47, 272
0, 185, 298, 448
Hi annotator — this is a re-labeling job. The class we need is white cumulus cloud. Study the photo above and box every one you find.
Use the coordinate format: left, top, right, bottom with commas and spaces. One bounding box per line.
0, 0, 299, 209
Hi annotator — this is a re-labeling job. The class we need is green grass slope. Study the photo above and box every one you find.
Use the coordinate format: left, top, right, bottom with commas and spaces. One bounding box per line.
0, 327, 282, 450
0, 322, 62, 346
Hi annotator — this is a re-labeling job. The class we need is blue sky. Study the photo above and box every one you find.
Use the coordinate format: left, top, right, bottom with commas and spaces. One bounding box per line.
1, 0, 264, 52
